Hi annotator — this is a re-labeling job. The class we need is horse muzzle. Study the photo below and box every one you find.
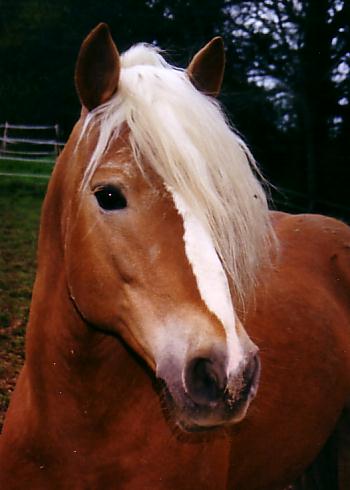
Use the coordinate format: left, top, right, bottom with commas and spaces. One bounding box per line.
157, 350, 261, 431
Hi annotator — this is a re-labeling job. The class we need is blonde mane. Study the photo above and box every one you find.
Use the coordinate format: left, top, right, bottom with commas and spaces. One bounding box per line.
80, 43, 275, 306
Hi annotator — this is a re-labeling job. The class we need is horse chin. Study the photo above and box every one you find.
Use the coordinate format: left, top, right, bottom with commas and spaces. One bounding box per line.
173, 395, 255, 433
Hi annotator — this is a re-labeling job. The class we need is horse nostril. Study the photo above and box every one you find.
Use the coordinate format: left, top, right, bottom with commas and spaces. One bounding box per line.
185, 357, 226, 405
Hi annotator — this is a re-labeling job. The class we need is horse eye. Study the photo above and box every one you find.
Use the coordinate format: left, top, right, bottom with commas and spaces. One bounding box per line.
94, 186, 127, 211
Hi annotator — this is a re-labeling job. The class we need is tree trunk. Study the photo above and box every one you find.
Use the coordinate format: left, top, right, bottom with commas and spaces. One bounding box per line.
297, 0, 336, 210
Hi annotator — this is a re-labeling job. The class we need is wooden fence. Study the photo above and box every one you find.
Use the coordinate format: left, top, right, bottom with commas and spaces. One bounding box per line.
0, 122, 65, 179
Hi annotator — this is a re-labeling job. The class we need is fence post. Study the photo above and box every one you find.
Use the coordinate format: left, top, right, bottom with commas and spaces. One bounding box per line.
2, 121, 8, 152
54, 124, 60, 155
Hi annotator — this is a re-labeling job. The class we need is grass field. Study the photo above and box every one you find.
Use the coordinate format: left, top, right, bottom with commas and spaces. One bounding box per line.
0, 160, 53, 430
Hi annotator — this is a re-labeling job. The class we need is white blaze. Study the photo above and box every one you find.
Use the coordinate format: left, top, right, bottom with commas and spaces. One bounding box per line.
169, 189, 243, 374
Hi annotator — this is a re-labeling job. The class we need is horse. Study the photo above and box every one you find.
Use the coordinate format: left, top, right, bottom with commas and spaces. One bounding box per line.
1, 23, 350, 490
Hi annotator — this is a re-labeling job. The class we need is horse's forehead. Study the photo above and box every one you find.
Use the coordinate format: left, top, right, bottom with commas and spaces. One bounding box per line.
97, 155, 137, 179
87, 154, 138, 193
99, 139, 135, 171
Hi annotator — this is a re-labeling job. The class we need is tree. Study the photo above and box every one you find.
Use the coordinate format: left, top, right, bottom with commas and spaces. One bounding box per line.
224, 0, 350, 212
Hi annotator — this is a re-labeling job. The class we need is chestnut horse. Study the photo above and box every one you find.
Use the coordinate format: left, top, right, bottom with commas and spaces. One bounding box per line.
1, 24, 350, 490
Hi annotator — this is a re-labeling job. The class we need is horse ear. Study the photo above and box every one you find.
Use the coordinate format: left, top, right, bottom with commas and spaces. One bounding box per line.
187, 37, 225, 97
75, 23, 120, 111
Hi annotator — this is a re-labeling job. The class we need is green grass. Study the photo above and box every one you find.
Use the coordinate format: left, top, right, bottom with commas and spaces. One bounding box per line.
0, 161, 53, 430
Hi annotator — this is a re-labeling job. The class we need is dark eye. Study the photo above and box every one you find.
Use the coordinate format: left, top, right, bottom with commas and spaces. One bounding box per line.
94, 185, 127, 211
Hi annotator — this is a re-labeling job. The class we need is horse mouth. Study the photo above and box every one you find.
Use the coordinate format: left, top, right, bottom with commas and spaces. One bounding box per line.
159, 354, 261, 432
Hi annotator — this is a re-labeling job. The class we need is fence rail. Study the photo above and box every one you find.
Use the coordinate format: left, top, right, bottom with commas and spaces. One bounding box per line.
0, 121, 62, 179
0, 123, 59, 130
0, 121, 64, 158
0, 136, 65, 146
0, 149, 53, 155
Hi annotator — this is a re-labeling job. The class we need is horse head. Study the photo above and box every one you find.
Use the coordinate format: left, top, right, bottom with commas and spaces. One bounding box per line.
54, 23, 273, 432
